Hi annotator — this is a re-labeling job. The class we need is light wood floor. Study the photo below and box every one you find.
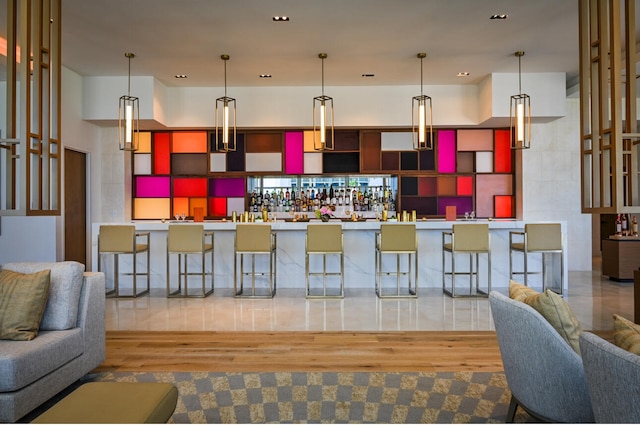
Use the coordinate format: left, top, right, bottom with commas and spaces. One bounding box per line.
97, 330, 508, 373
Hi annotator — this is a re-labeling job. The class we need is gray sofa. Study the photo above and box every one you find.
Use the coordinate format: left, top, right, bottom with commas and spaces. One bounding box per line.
580, 331, 640, 423
0, 261, 105, 423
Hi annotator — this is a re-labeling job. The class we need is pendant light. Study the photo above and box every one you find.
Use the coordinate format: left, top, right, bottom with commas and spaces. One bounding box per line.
510, 51, 531, 149
118, 52, 139, 151
215, 54, 236, 152
412, 52, 433, 150
313, 53, 334, 151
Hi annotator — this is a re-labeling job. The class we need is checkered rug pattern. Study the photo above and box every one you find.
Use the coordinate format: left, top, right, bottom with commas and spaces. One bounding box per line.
85, 371, 528, 423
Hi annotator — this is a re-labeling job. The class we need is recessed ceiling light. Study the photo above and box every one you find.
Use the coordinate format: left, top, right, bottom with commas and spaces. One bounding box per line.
490, 14, 508, 20
272, 16, 289, 21
259, 74, 272, 78
457, 72, 470, 77
174, 74, 188, 78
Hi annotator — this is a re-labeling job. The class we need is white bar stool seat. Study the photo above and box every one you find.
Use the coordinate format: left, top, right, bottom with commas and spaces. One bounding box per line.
509, 223, 563, 295
234, 224, 277, 298
442, 223, 491, 297
306, 224, 344, 299
98, 225, 150, 298
166, 224, 214, 298
375, 223, 418, 298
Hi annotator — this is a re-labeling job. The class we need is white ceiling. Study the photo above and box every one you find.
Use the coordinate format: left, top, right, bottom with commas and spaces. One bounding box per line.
60, 0, 585, 90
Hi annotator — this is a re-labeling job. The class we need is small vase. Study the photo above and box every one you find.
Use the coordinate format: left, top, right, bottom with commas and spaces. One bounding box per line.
321, 215, 330, 222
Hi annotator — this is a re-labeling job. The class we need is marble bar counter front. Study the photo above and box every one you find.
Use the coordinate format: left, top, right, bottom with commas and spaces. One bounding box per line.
91, 220, 567, 293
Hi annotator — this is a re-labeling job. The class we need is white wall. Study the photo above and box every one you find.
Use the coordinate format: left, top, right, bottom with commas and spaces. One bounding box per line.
1, 69, 591, 271
522, 97, 591, 270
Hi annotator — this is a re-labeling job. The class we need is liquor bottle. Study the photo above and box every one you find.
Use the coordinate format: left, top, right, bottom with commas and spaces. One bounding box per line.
616, 214, 622, 235
622, 214, 629, 235
632, 215, 638, 236
285, 188, 290, 200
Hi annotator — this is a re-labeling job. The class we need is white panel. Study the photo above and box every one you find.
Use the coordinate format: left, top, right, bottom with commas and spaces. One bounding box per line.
209, 153, 226, 172
381, 132, 413, 151
246, 153, 282, 172
133, 154, 151, 175
227, 197, 245, 215
304, 152, 322, 174
476, 151, 494, 173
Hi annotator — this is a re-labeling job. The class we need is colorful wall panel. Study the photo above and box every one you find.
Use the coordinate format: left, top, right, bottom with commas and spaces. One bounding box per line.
437, 130, 456, 173
132, 128, 515, 220
284, 131, 304, 174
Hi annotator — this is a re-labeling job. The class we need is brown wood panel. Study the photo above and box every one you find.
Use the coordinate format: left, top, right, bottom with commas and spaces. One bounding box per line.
245, 132, 283, 153
96, 331, 505, 373
64, 149, 86, 265
334, 130, 359, 151
602, 238, 640, 281
361, 132, 381, 171
171, 154, 208, 175
381, 151, 399, 170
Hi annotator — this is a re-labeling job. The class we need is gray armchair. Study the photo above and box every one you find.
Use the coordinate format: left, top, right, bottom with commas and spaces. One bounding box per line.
580, 331, 640, 423
489, 291, 594, 422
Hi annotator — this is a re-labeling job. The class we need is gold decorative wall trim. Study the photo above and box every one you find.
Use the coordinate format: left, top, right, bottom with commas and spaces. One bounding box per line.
580, 0, 640, 213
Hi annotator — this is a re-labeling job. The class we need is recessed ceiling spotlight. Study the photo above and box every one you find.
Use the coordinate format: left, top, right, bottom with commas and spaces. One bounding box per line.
490, 14, 508, 20
174, 74, 188, 78
272, 16, 289, 21
362, 73, 375, 78
259, 74, 272, 78
457, 72, 470, 77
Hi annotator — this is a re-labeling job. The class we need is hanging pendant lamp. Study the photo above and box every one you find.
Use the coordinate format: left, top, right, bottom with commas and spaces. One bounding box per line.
313, 53, 334, 151
215, 54, 236, 152
118, 52, 139, 151
510, 51, 531, 149
412, 52, 433, 150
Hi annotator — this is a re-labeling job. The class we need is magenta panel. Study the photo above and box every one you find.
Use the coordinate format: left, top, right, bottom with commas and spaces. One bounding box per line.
285, 131, 304, 174
210, 178, 246, 197
437, 129, 456, 173
135, 176, 170, 198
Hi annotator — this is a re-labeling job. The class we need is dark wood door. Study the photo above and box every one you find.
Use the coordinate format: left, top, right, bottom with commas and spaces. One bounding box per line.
64, 149, 87, 265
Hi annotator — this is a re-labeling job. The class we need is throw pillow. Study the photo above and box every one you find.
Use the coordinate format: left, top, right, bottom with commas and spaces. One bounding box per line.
1, 261, 84, 330
509, 280, 583, 355
508, 280, 539, 301
613, 314, 640, 355
0, 269, 51, 341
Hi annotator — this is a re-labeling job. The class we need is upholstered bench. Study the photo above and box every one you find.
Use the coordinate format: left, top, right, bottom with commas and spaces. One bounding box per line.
32, 382, 178, 423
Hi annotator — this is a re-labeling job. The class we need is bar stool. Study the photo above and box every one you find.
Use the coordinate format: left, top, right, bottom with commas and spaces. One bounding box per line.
234, 224, 277, 298
442, 223, 491, 297
509, 223, 563, 295
166, 224, 214, 298
375, 224, 418, 298
306, 224, 344, 298
98, 225, 150, 297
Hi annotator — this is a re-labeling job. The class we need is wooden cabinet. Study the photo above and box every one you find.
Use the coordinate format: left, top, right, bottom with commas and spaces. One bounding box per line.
602, 238, 640, 281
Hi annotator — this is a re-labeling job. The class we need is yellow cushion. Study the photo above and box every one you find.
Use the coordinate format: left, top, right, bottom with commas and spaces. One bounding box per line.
0, 269, 50, 341
613, 314, 640, 355
508, 280, 583, 354
508, 279, 538, 301
32, 382, 178, 423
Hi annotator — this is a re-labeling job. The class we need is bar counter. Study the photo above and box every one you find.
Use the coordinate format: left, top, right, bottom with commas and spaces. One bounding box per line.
91, 220, 568, 292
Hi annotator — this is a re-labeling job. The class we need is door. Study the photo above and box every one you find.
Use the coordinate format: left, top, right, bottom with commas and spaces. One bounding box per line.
64, 149, 87, 265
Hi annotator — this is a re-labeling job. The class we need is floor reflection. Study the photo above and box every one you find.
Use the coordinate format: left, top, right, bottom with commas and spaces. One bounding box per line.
106, 260, 633, 332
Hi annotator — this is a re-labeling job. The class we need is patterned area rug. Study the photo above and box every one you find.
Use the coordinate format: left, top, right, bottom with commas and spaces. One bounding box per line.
71, 371, 530, 423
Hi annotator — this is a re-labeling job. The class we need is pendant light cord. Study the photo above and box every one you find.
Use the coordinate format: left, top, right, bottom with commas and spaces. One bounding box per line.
321, 57, 325, 96
420, 56, 424, 97
518, 55, 522, 94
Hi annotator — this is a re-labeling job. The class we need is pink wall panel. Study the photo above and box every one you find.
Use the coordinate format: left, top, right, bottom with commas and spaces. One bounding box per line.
437, 129, 456, 173
284, 131, 304, 174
